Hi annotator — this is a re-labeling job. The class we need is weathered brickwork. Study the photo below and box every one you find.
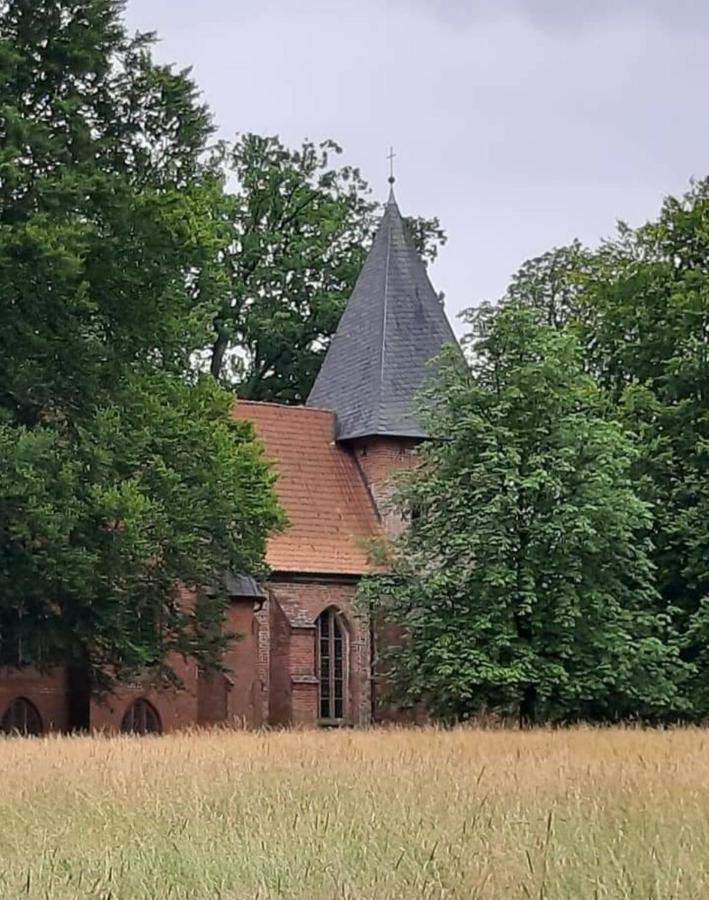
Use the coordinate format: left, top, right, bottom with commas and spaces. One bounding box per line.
222, 601, 263, 727
0, 666, 70, 733
255, 604, 271, 724
267, 577, 371, 727
347, 437, 423, 722
89, 654, 199, 734
350, 436, 419, 539
267, 597, 292, 726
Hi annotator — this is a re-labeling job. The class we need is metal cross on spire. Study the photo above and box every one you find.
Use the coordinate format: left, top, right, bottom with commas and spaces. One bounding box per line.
387, 146, 396, 185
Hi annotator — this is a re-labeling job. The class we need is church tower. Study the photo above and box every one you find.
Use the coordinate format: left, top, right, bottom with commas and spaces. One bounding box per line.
307, 186, 458, 535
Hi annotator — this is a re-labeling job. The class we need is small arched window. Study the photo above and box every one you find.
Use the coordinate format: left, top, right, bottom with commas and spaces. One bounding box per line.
317, 608, 348, 723
121, 699, 161, 735
0, 697, 43, 736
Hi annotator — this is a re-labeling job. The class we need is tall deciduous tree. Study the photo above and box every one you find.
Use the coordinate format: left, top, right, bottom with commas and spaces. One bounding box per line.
209, 134, 446, 402
364, 305, 685, 723
585, 181, 709, 712
500, 240, 599, 331
0, 0, 282, 692
501, 180, 709, 713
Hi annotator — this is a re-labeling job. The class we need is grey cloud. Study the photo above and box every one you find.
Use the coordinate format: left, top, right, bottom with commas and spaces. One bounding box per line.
400, 0, 709, 31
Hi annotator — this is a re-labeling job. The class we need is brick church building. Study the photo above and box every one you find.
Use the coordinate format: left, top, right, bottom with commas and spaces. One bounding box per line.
0, 188, 457, 735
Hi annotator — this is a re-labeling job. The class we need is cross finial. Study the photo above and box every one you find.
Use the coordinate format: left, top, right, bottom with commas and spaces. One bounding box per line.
387, 146, 396, 185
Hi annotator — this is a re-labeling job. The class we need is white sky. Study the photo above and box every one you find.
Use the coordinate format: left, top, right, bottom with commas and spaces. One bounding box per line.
125, 0, 709, 333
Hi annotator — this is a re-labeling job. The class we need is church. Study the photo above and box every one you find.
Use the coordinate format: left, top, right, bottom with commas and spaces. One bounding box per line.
0, 188, 458, 735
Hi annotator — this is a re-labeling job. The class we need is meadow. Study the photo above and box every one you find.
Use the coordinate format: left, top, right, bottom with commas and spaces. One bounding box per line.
0, 727, 707, 899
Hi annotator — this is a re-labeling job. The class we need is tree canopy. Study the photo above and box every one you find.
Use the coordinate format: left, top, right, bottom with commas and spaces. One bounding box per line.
496, 181, 709, 714
364, 305, 687, 723
0, 0, 282, 690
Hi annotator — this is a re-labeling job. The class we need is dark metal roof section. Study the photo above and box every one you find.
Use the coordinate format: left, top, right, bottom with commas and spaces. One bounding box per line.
224, 572, 266, 599
307, 188, 458, 441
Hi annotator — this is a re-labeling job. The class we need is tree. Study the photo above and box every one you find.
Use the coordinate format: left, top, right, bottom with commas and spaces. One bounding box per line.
208, 134, 446, 402
499, 240, 599, 331
502, 180, 709, 714
0, 0, 282, 694
585, 181, 709, 712
363, 305, 686, 723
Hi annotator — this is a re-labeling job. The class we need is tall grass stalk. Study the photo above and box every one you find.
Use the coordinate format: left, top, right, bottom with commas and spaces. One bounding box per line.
0, 726, 707, 898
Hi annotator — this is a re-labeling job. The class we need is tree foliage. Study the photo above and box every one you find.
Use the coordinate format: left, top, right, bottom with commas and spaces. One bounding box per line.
0, 0, 281, 688
363, 306, 686, 723
494, 181, 709, 713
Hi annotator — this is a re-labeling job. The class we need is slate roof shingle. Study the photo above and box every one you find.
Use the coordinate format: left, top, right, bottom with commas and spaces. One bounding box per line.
234, 401, 381, 575
224, 572, 266, 599
307, 189, 458, 440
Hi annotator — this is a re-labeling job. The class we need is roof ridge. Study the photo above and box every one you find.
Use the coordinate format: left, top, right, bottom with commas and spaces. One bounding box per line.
236, 399, 335, 416
377, 200, 393, 431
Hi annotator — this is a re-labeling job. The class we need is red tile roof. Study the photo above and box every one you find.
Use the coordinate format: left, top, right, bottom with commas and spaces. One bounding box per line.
234, 401, 381, 575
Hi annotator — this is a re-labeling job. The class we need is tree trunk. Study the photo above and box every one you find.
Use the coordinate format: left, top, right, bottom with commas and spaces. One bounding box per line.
210, 331, 228, 380
519, 684, 537, 727
67, 660, 91, 732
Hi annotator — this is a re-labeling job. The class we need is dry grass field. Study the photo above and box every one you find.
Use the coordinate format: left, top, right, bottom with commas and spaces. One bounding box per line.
1, 727, 708, 899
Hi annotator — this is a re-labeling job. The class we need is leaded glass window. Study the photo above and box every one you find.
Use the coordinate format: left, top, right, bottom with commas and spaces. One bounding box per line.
0, 697, 43, 736
317, 609, 347, 723
121, 698, 161, 735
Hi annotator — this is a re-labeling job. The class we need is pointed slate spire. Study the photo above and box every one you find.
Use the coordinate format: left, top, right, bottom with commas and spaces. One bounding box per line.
307, 189, 458, 441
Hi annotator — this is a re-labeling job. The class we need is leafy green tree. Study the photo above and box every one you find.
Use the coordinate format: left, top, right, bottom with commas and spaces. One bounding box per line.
584, 181, 709, 711
209, 134, 446, 402
0, 0, 281, 695
364, 305, 686, 723
502, 180, 709, 713
500, 240, 599, 331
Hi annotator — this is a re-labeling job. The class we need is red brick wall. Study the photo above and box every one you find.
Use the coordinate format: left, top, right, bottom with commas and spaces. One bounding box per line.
0, 667, 70, 733
92, 599, 266, 733
347, 436, 425, 723
222, 601, 263, 727
0, 596, 268, 734
268, 597, 292, 726
197, 672, 228, 726
255, 604, 270, 724
349, 437, 419, 538
0, 663, 202, 736
267, 577, 371, 727
0, 579, 379, 732
89, 583, 201, 734
89, 653, 200, 734
291, 675, 319, 725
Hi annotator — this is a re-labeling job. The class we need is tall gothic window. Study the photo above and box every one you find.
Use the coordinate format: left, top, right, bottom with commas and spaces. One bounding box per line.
317, 608, 347, 723
121, 699, 161, 735
0, 697, 43, 736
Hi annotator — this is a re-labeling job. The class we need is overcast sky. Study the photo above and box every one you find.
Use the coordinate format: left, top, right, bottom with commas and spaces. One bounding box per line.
125, 0, 709, 333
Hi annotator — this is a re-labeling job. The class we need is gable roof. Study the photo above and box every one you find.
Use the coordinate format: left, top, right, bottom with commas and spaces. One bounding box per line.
307, 188, 458, 441
234, 401, 381, 576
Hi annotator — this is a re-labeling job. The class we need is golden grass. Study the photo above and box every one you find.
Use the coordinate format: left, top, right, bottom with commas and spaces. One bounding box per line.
1, 727, 708, 899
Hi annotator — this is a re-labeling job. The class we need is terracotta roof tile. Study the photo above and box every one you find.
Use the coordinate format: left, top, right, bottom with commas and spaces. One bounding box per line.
234, 401, 381, 575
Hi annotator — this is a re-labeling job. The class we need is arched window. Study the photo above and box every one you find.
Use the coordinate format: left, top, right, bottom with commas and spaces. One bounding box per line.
0, 697, 43, 736
317, 608, 348, 723
121, 699, 161, 735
